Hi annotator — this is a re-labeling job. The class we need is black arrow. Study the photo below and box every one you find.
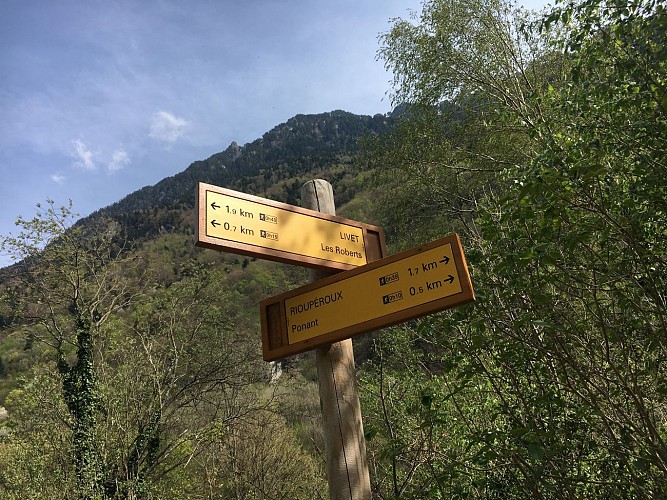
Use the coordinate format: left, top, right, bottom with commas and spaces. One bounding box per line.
439, 256, 450, 265
210, 202, 220, 210
445, 274, 455, 284
210, 220, 220, 227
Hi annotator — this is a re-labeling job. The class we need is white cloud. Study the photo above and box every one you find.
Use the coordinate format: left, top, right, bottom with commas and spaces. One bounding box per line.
72, 139, 96, 170
108, 150, 130, 172
149, 111, 188, 143
51, 173, 66, 184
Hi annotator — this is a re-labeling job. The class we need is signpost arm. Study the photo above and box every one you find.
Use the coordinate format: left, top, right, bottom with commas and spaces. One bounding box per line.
301, 179, 372, 500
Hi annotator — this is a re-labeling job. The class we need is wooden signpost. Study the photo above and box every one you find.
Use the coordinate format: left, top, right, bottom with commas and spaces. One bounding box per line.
260, 233, 474, 361
300, 179, 372, 500
195, 180, 475, 500
195, 182, 386, 270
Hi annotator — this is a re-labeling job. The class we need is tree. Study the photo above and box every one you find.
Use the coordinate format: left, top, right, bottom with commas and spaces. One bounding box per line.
477, 0, 667, 493
364, 0, 667, 497
1, 200, 142, 498
365, 0, 560, 249
97, 264, 270, 498
1, 204, 317, 498
0, 369, 75, 497
195, 409, 327, 499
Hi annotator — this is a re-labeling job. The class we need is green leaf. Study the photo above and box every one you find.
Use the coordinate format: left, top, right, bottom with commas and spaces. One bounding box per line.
527, 442, 546, 461
420, 393, 433, 408
530, 319, 564, 330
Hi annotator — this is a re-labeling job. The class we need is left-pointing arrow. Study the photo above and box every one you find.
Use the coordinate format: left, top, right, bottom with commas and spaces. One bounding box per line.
211, 220, 220, 227
211, 202, 220, 210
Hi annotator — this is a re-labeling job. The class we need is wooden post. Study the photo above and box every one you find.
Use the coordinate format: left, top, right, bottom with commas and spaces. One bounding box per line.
301, 179, 372, 500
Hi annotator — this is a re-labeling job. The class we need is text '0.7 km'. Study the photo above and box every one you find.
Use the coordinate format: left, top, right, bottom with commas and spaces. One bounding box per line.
195, 182, 386, 271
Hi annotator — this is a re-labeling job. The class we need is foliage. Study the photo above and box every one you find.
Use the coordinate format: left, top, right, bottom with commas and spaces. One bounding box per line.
196, 410, 327, 499
0, 370, 75, 498
0, 200, 143, 497
361, 325, 519, 498
473, 0, 667, 494
0, 202, 321, 498
364, 0, 667, 497
95, 264, 271, 497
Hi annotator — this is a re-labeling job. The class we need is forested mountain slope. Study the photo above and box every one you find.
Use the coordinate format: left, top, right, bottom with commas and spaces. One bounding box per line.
0, 109, 395, 498
52, 110, 393, 248
95, 111, 390, 215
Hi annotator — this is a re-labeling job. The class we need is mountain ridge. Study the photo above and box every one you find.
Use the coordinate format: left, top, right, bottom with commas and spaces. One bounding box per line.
91, 110, 393, 223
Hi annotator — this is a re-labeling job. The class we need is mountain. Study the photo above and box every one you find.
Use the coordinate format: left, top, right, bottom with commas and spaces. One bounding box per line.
0, 108, 396, 399
85, 110, 393, 239
57, 110, 395, 250
0, 111, 396, 494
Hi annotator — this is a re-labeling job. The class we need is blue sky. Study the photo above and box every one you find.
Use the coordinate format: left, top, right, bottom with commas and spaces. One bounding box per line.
0, 0, 549, 267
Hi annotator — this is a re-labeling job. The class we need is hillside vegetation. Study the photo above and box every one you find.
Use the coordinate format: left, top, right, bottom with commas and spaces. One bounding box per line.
1, 0, 666, 498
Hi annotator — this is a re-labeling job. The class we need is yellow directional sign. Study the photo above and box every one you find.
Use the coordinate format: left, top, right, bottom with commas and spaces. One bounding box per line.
195, 183, 386, 270
260, 234, 474, 361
